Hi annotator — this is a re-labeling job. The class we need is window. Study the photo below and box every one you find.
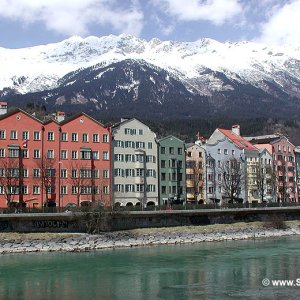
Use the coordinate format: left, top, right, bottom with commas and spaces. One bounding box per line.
187, 151, 192, 157
71, 150, 78, 159
8, 148, 19, 158
103, 186, 109, 194
60, 169, 67, 178
21, 186, 28, 195
147, 169, 156, 177
61, 186, 67, 195
139, 129, 143, 135
22, 169, 28, 178
33, 169, 40, 178
232, 150, 235, 155
115, 154, 124, 162
147, 185, 156, 192
8, 168, 19, 177
22, 131, 29, 140
136, 169, 144, 177
115, 169, 124, 177
47, 132, 54, 141
33, 186, 40, 194
161, 173, 166, 181
92, 151, 99, 160
72, 186, 78, 194
125, 154, 135, 162
80, 186, 92, 195
61, 150, 67, 159
71, 133, 78, 142
125, 184, 135, 192
81, 150, 91, 160
115, 140, 124, 147
46, 186, 55, 194
92, 133, 99, 142
148, 142, 153, 149
103, 151, 109, 160
136, 141, 145, 149
218, 149, 221, 154
114, 184, 124, 192
162, 186, 166, 194
102, 134, 108, 143
0, 130, 5, 139
208, 187, 214, 193
136, 154, 144, 162
199, 152, 202, 158
169, 147, 174, 155
178, 147, 183, 155
10, 130, 17, 140
33, 131, 40, 141
82, 133, 89, 142
61, 132, 68, 141
125, 169, 135, 177
71, 169, 78, 178
46, 169, 55, 178
224, 149, 228, 155
288, 156, 294, 162
278, 145, 281, 151
47, 150, 54, 159
80, 169, 92, 178
161, 160, 166, 168
103, 170, 109, 178
161, 147, 166, 154
136, 184, 144, 192
22, 149, 29, 158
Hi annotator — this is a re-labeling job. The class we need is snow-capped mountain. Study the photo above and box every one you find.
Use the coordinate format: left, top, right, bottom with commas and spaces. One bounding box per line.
1, 34, 300, 118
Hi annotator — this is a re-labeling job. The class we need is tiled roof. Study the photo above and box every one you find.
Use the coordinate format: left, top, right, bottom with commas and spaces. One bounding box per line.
219, 129, 257, 151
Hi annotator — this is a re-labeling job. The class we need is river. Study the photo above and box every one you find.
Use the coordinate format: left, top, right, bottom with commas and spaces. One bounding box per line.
0, 236, 299, 299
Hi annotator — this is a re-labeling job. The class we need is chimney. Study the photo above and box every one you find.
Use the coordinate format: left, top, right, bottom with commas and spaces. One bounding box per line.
0, 102, 7, 115
55, 111, 65, 122
232, 124, 240, 136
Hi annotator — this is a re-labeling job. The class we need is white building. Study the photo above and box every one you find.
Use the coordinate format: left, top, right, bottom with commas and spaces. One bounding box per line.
112, 118, 159, 207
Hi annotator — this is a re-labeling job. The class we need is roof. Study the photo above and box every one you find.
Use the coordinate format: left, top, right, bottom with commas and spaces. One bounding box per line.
218, 128, 257, 151
244, 134, 281, 144
158, 135, 184, 143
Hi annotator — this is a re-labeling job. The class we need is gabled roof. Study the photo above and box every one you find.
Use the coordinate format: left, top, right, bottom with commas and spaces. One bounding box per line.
218, 128, 257, 151
60, 112, 105, 127
158, 135, 184, 143
0, 108, 43, 124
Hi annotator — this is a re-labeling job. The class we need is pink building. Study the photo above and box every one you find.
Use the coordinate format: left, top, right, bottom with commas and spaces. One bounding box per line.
247, 134, 298, 202
0, 108, 111, 208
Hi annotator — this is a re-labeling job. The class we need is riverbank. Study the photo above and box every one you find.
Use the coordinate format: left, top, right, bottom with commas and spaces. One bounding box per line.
0, 221, 299, 254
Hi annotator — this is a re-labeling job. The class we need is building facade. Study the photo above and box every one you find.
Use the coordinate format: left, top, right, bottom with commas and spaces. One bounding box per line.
186, 143, 206, 204
158, 136, 186, 205
112, 119, 158, 207
0, 109, 111, 208
248, 135, 298, 202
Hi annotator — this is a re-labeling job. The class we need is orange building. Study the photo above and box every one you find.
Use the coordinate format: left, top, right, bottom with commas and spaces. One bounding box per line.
0, 107, 111, 208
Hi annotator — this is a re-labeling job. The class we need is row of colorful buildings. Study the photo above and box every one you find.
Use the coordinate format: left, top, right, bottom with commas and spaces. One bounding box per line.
0, 103, 299, 208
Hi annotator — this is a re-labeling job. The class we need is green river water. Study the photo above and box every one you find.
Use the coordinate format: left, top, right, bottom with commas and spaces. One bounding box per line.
0, 236, 300, 299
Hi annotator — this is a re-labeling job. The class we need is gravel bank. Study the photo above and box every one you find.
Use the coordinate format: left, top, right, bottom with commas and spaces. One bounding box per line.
0, 221, 299, 254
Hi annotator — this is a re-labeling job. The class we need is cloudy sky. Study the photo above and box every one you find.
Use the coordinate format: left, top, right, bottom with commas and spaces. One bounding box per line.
0, 0, 299, 48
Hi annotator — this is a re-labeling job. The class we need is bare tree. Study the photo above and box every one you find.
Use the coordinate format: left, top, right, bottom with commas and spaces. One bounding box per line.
35, 155, 56, 206
0, 157, 21, 207
219, 157, 244, 203
255, 162, 275, 203
68, 160, 93, 207
191, 161, 204, 204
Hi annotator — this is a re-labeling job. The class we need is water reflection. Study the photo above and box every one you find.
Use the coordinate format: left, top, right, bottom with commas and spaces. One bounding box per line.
0, 237, 299, 299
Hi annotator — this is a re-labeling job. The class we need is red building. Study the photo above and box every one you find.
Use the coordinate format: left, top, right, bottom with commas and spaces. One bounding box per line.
0, 108, 111, 208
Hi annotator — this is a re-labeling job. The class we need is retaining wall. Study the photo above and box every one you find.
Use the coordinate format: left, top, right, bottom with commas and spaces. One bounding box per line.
0, 207, 300, 233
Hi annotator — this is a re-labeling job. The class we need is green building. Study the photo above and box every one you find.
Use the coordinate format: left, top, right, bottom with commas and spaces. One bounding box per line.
158, 136, 186, 205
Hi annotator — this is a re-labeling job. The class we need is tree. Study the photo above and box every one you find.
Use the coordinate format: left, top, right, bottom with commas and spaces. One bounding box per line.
35, 155, 56, 206
219, 157, 244, 203
68, 160, 95, 207
255, 162, 276, 203
0, 156, 21, 207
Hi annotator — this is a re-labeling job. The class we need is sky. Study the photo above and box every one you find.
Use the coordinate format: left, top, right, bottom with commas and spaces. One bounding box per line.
0, 0, 299, 48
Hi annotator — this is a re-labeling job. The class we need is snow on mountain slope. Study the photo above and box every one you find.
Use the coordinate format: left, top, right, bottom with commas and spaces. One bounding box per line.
1, 34, 300, 97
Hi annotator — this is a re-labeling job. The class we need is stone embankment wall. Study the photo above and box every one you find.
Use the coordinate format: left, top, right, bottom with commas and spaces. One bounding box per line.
0, 207, 300, 233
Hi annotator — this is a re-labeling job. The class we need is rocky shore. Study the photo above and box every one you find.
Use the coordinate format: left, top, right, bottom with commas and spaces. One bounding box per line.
0, 221, 299, 254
